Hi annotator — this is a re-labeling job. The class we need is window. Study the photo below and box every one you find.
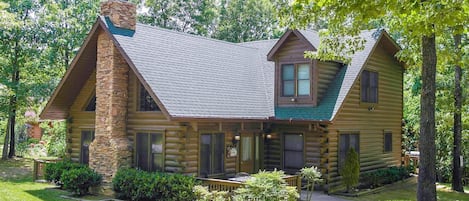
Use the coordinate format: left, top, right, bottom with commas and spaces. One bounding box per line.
384, 132, 392, 152
283, 133, 304, 170
282, 63, 311, 97
200, 133, 224, 177
80, 130, 95, 164
338, 133, 359, 169
84, 95, 96, 111
136, 132, 164, 171
361, 70, 378, 103
138, 83, 160, 111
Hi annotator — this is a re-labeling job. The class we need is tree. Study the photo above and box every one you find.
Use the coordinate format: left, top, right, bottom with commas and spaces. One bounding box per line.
277, 1, 468, 200
340, 148, 359, 193
135, 0, 218, 36
451, 32, 463, 192
214, 0, 281, 42
0, 0, 100, 159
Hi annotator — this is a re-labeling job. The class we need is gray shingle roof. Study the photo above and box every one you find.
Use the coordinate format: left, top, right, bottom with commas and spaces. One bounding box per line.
103, 17, 274, 119
102, 17, 385, 121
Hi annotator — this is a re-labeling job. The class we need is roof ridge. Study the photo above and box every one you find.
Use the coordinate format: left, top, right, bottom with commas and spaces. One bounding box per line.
239, 39, 279, 44
135, 22, 260, 50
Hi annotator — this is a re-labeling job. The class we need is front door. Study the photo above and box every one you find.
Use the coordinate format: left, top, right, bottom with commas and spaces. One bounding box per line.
239, 133, 262, 173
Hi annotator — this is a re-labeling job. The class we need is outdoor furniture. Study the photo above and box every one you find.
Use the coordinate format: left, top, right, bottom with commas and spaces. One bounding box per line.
33, 158, 61, 181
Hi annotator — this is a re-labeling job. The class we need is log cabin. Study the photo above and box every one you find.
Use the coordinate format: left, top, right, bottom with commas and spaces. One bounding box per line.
40, 0, 404, 192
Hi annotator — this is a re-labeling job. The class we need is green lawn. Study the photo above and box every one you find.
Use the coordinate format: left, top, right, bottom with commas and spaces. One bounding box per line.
0, 158, 69, 201
340, 176, 469, 201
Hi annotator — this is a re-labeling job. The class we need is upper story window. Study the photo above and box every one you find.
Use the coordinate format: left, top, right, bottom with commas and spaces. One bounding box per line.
139, 83, 160, 111
361, 70, 378, 103
282, 63, 311, 97
84, 94, 96, 111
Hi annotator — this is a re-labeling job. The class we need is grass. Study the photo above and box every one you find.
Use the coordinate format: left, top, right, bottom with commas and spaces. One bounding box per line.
0, 158, 68, 201
340, 176, 469, 201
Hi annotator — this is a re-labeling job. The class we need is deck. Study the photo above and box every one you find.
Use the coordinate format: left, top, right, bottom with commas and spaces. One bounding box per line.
198, 174, 302, 192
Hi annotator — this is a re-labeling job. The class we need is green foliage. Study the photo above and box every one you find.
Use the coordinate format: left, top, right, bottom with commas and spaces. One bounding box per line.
340, 148, 360, 192
214, 0, 282, 42
232, 170, 299, 201
61, 166, 101, 196
300, 166, 323, 201
361, 166, 411, 188
193, 185, 231, 201
40, 121, 67, 157
112, 168, 199, 201
44, 160, 83, 185
136, 0, 218, 36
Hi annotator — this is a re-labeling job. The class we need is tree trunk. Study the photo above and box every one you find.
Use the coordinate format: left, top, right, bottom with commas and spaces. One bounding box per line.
8, 39, 20, 158
452, 33, 463, 192
417, 34, 437, 201
2, 119, 11, 160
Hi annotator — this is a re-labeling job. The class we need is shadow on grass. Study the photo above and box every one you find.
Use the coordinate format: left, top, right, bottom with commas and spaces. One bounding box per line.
24, 188, 69, 201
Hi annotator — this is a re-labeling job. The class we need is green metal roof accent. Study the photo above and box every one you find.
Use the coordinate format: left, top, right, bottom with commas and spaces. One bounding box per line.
275, 65, 346, 121
104, 17, 135, 37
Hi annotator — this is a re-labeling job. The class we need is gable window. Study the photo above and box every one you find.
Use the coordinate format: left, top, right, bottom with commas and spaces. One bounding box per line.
338, 133, 359, 170
384, 132, 392, 152
200, 133, 224, 177
80, 130, 95, 164
283, 133, 304, 171
84, 95, 96, 111
139, 83, 160, 111
136, 132, 164, 171
361, 70, 378, 103
282, 64, 311, 97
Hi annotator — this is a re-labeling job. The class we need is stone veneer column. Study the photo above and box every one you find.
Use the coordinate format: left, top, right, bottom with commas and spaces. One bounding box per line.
89, 30, 132, 183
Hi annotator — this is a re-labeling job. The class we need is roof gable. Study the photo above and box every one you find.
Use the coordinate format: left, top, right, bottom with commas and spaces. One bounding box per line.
40, 19, 100, 119
267, 30, 316, 61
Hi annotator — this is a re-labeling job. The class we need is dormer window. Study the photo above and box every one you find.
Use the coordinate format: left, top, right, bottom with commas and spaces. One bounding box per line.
281, 63, 311, 97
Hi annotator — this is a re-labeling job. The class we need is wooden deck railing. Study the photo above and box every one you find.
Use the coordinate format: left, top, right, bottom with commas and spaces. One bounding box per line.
198, 174, 301, 192
197, 178, 243, 192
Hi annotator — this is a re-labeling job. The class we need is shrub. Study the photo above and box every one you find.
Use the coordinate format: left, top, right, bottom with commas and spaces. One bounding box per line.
300, 166, 323, 201
361, 166, 411, 188
193, 185, 231, 201
232, 170, 299, 201
44, 160, 84, 185
61, 166, 102, 195
112, 168, 199, 201
341, 148, 360, 192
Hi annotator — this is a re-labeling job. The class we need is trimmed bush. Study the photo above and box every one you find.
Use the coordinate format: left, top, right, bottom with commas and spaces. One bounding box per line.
61, 166, 102, 195
232, 170, 299, 201
361, 166, 411, 188
112, 168, 199, 201
341, 148, 360, 192
44, 160, 83, 185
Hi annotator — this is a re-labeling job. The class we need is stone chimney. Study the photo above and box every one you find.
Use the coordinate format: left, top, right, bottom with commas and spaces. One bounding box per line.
89, 0, 134, 186
100, 0, 136, 30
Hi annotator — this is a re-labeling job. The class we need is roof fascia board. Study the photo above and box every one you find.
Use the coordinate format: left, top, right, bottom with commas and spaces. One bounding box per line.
97, 18, 173, 121
40, 17, 102, 119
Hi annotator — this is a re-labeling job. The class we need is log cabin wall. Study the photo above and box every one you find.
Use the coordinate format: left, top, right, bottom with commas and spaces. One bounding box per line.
127, 71, 187, 173
325, 42, 403, 192
317, 61, 341, 103
264, 123, 326, 174
68, 71, 96, 162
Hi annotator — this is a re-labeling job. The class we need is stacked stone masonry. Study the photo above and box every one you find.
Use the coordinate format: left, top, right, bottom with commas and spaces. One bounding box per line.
89, 30, 132, 182
100, 0, 136, 30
